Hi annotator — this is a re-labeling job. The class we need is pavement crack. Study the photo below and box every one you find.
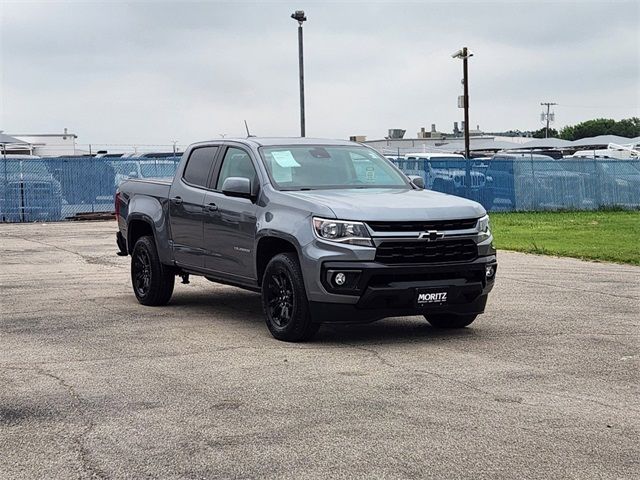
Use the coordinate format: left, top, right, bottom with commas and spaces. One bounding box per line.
342, 342, 495, 398
5, 235, 90, 262
9, 366, 110, 480
1, 346, 253, 368
5, 235, 125, 270
342, 344, 635, 414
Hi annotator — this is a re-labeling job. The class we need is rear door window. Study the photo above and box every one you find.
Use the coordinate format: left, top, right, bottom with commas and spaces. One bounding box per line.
183, 146, 218, 188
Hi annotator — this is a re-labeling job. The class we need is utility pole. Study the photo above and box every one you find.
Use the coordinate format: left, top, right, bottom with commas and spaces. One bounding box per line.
540, 102, 557, 138
291, 10, 307, 137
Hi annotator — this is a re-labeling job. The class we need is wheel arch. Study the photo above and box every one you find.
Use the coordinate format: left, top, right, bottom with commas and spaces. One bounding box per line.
127, 214, 157, 254
255, 234, 300, 286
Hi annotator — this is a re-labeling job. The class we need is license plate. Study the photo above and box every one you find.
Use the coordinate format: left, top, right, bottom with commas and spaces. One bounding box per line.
416, 289, 448, 306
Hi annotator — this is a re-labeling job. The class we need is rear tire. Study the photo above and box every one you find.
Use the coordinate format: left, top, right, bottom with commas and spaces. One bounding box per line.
261, 253, 319, 342
131, 235, 174, 306
425, 314, 477, 329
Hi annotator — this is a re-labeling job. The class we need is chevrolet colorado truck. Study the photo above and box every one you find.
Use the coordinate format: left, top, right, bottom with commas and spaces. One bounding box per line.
115, 138, 497, 341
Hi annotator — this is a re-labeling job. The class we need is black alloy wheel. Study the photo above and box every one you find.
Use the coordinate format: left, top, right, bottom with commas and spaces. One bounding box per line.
261, 253, 319, 342
265, 269, 295, 328
133, 246, 152, 297
130, 235, 175, 306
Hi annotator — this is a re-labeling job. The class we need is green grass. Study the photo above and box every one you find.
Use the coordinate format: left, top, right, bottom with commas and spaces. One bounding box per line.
490, 210, 640, 265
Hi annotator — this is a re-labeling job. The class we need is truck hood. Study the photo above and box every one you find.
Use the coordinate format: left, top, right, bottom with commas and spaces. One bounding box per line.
283, 188, 485, 221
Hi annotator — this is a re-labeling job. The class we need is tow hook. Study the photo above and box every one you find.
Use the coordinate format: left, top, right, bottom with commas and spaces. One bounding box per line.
180, 274, 190, 284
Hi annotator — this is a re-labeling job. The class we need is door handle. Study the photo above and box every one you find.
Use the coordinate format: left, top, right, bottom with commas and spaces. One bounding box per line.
171, 196, 183, 205
206, 203, 218, 212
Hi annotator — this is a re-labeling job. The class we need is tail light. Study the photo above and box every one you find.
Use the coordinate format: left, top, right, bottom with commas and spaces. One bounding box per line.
115, 191, 121, 220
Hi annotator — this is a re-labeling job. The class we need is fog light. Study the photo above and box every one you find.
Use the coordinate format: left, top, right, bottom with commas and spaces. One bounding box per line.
334, 272, 346, 286
485, 265, 495, 278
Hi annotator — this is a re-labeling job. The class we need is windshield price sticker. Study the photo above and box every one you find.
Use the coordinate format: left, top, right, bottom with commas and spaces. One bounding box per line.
271, 150, 301, 168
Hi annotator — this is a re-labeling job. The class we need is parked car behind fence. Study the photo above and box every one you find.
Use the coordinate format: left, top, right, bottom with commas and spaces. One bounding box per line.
485, 154, 588, 210
558, 159, 640, 208
390, 153, 492, 209
1, 156, 62, 222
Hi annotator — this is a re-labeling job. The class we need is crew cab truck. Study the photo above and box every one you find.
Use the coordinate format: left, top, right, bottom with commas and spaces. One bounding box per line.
115, 138, 497, 342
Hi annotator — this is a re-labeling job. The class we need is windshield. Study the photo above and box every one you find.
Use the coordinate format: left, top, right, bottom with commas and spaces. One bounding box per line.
537, 161, 565, 172
260, 145, 409, 190
428, 157, 464, 169
110, 161, 139, 176
1, 160, 49, 176
600, 162, 640, 175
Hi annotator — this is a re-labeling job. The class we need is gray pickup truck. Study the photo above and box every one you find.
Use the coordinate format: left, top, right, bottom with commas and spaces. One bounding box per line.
115, 138, 496, 341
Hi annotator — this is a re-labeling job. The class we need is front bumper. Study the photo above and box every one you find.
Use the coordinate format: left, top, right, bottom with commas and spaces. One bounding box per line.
309, 255, 496, 323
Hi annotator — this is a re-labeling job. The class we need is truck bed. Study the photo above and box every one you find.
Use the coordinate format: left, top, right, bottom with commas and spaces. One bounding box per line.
119, 177, 172, 198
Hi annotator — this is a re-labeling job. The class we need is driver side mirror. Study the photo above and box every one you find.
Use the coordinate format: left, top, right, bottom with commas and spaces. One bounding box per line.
407, 175, 425, 189
221, 176, 253, 199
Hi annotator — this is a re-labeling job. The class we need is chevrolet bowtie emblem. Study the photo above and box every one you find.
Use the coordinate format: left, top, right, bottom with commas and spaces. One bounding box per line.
418, 230, 445, 241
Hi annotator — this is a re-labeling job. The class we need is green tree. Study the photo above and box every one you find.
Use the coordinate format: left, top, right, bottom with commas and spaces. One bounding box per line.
559, 117, 640, 140
532, 127, 558, 138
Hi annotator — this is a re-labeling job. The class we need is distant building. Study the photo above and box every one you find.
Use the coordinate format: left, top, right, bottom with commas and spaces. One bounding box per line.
363, 131, 528, 156
8, 128, 87, 156
349, 135, 367, 142
417, 124, 444, 140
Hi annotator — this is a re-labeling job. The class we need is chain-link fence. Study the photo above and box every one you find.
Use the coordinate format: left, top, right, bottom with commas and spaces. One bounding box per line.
1, 156, 181, 222
1, 154, 639, 222
391, 157, 640, 211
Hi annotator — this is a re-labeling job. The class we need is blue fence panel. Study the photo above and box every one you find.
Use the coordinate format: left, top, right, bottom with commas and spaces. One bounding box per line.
393, 158, 494, 210
1, 156, 181, 222
391, 158, 640, 212
1, 155, 639, 222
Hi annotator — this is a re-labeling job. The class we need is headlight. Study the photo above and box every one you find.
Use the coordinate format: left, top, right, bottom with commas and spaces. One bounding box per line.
477, 214, 491, 239
312, 217, 374, 247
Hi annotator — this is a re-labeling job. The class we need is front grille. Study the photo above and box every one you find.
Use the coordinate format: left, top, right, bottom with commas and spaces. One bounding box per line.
375, 239, 477, 264
367, 218, 479, 232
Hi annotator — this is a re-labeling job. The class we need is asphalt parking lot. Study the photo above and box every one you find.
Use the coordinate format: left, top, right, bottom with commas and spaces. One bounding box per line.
1, 221, 638, 479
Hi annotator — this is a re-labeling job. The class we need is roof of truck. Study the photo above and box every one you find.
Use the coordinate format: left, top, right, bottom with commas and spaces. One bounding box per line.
404, 152, 465, 159
211, 137, 356, 147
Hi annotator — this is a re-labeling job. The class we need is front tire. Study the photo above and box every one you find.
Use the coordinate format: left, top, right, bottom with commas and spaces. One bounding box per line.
261, 253, 319, 342
131, 235, 175, 306
425, 314, 477, 329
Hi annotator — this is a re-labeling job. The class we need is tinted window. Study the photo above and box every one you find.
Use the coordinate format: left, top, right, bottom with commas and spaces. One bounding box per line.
183, 146, 218, 187
216, 147, 257, 190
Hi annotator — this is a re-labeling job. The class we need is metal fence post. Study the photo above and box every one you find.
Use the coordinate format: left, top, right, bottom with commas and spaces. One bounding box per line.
594, 159, 602, 208
530, 152, 538, 211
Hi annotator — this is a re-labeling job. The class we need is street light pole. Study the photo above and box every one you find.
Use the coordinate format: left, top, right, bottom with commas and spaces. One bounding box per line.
452, 47, 474, 197
291, 10, 307, 137
462, 47, 470, 162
